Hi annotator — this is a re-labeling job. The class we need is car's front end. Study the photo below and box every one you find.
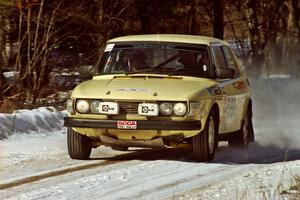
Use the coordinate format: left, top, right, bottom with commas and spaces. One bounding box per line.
64, 74, 217, 149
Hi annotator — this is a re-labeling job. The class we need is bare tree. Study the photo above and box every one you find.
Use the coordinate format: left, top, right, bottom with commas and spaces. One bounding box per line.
283, 0, 300, 77
213, 0, 224, 39
0, 3, 14, 101
0, 13, 7, 101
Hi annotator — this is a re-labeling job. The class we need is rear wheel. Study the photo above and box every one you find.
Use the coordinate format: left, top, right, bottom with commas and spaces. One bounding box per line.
192, 111, 217, 162
228, 109, 253, 148
67, 128, 92, 160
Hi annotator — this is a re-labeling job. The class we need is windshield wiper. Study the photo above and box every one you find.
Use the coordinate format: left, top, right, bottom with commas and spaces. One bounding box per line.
153, 54, 179, 68
125, 54, 179, 75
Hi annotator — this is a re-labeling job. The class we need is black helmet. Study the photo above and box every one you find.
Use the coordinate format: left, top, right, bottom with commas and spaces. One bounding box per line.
129, 49, 147, 60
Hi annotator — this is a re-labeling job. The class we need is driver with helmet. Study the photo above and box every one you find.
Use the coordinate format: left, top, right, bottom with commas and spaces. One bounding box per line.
127, 50, 148, 71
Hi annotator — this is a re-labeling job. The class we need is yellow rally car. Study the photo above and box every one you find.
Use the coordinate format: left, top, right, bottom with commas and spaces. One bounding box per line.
64, 34, 254, 161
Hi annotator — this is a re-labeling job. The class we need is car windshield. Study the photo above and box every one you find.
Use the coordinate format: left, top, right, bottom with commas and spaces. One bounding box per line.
97, 42, 212, 78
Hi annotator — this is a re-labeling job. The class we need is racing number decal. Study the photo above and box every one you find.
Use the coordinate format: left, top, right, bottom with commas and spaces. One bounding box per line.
224, 97, 237, 118
221, 97, 237, 131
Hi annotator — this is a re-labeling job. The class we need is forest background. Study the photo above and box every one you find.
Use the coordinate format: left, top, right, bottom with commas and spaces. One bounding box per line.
0, 0, 299, 111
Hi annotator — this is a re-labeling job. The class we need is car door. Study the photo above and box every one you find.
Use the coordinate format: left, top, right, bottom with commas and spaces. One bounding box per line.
211, 44, 248, 134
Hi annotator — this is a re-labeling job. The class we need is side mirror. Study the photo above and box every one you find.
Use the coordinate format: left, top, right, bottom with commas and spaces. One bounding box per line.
77, 65, 96, 77
216, 68, 234, 79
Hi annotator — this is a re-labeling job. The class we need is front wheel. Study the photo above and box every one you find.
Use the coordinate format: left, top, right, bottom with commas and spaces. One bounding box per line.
192, 111, 217, 162
67, 128, 92, 160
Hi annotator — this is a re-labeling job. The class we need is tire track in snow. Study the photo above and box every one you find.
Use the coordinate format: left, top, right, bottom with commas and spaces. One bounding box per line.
84, 148, 300, 200
0, 148, 186, 191
0, 159, 120, 190
2, 146, 299, 200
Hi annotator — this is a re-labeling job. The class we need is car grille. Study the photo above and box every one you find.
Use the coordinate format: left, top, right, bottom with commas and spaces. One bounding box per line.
118, 101, 140, 114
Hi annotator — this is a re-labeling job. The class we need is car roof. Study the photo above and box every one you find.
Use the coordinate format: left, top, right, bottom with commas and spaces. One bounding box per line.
108, 34, 229, 46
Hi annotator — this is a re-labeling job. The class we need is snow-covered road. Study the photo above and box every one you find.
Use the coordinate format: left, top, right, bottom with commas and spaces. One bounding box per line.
0, 78, 300, 200
1, 131, 299, 200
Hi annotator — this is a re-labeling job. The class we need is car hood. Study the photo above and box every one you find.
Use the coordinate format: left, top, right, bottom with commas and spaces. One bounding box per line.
71, 74, 217, 101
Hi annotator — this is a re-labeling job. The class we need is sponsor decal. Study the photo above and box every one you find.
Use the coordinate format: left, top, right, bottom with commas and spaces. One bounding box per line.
207, 86, 224, 96
141, 106, 156, 113
102, 105, 114, 112
104, 43, 115, 52
223, 97, 237, 119
138, 103, 159, 116
115, 88, 152, 93
117, 121, 137, 129
220, 97, 237, 131
99, 102, 119, 115
133, 43, 173, 49
220, 116, 226, 131
232, 80, 247, 90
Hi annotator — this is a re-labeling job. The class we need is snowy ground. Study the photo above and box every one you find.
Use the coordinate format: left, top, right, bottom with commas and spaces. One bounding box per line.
0, 78, 300, 200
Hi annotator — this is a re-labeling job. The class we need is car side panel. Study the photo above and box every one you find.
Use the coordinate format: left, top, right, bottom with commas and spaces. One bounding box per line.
218, 76, 250, 133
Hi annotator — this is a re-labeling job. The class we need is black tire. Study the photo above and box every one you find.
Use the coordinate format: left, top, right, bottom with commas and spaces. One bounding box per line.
192, 111, 217, 162
67, 128, 92, 160
248, 111, 255, 143
228, 109, 253, 148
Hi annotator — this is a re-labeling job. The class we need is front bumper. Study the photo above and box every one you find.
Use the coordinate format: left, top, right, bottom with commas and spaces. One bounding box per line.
64, 117, 201, 130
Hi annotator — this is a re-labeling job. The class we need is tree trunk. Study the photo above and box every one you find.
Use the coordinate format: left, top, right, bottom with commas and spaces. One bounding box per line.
246, 0, 260, 54
245, 0, 264, 74
0, 12, 9, 101
285, 0, 300, 77
213, 0, 224, 39
189, 0, 197, 35
136, 0, 152, 33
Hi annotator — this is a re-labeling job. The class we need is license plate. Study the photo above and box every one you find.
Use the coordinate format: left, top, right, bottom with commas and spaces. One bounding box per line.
117, 121, 137, 129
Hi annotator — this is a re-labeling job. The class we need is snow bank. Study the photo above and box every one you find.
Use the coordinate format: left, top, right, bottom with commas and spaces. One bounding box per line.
0, 107, 67, 139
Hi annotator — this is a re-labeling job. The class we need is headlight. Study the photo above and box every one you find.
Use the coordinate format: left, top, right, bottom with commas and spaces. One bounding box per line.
173, 103, 187, 116
159, 102, 173, 115
66, 99, 75, 114
90, 100, 101, 113
76, 100, 89, 113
